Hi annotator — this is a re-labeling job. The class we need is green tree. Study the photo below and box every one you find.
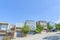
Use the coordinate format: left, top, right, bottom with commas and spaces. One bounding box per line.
22, 24, 30, 37
35, 23, 44, 33
47, 22, 53, 30
56, 23, 60, 30
35, 28, 41, 33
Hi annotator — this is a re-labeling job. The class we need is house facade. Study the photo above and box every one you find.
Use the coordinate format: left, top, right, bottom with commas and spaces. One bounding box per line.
0, 22, 10, 35
14, 22, 24, 38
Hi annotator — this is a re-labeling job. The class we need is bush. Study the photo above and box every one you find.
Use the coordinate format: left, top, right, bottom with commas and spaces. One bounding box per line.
35, 23, 44, 33
47, 22, 53, 30
35, 28, 41, 33
22, 24, 30, 37
56, 23, 60, 30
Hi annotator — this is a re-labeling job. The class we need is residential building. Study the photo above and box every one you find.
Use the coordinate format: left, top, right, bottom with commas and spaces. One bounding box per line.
0, 22, 10, 35
14, 22, 24, 38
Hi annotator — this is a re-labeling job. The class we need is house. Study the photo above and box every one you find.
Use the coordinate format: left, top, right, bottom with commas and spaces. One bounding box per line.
25, 20, 36, 34
14, 22, 24, 38
0, 22, 10, 36
36, 21, 48, 32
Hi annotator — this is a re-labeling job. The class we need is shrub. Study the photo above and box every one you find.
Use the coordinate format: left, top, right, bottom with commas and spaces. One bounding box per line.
56, 23, 60, 30
47, 22, 53, 30
35, 23, 44, 33
22, 24, 30, 37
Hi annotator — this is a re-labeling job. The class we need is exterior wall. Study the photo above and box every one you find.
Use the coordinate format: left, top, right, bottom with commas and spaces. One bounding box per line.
25, 20, 36, 31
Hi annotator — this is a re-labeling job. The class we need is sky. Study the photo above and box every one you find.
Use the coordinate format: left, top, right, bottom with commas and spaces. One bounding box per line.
0, 0, 60, 24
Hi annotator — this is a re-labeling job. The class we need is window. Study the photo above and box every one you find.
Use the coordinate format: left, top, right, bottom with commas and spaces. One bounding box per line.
0, 25, 8, 30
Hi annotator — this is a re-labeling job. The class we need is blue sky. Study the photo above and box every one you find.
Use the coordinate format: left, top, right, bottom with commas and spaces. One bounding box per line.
0, 0, 60, 24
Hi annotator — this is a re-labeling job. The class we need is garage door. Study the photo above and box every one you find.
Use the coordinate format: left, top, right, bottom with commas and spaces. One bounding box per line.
16, 31, 22, 37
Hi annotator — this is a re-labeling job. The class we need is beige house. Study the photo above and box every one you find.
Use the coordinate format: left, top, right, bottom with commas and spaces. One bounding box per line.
0, 22, 16, 38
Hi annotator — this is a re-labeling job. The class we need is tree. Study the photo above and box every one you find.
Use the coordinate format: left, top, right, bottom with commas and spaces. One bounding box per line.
35, 28, 41, 33
22, 24, 30, 37
35, 23, 44, 33
47, 22, 53, 30
56, 23, 60, 30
